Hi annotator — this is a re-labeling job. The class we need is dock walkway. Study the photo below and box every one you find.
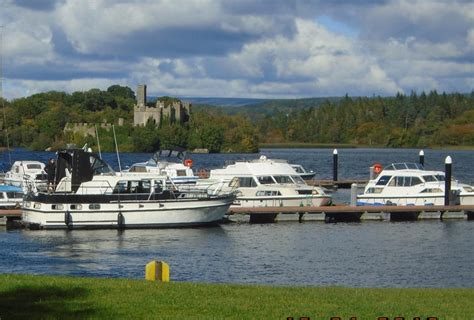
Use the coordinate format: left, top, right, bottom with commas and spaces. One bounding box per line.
228, 205, 474, 223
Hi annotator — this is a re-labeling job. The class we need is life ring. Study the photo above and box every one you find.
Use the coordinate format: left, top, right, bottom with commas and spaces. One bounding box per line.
184, 159, 193, 167
373, 163, 383, 174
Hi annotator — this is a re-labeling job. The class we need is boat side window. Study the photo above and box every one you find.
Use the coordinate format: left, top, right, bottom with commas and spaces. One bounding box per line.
0, 193, 4, 199
273, 176, 293, 184
27, 164, 42, 170
435, 174, 445, 181
388, 176, 406, 186
256, 190, 281, 196
113, 181, 127, 194
257, 176, 275, 184
423, 175, 437, 182
376, 176, 391, 186
176, 170, 187, 177
6, 192, 15, 198
154, 181, 163, 194
237, 177, 257, 188
410, 177, 422, 186
138, 180, 151, 193
421, 188, 443, 193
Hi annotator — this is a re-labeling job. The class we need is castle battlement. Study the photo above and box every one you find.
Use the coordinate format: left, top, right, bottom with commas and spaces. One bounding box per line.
133, 85, 191, 126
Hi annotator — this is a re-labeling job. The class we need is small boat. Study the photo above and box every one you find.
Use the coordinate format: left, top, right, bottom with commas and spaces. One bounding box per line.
125, 149, 197, 184
4, 160, 48, 193
357, 162, 474, 206
0, 184, 23, 209
204, 156, 331, 208
22, 148, 235, 229
290, 164, 316, 181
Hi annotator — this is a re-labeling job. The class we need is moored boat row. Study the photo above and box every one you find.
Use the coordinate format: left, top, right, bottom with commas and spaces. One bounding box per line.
2, 148, 474, 230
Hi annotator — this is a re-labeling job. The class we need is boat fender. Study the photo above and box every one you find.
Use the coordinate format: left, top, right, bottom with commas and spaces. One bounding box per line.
184, 159, 193, 167
373, 163, 383, 175
117, 212, 125, 229
64, 211, 71, 226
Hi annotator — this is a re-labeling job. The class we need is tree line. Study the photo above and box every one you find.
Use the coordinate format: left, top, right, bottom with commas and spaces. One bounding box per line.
0, 86, 472, 153
253, 91, 474, 147
0, 85, 258, 153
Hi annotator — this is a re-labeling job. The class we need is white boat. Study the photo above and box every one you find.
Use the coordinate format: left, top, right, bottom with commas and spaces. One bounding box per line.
125, 149, 197, 184
357, 162, 474, 206
0, 184, 23, 209
22, 149, 235, 229
204, 156, 331, 208
3, 160, 48, 193
290, 164, 316, 181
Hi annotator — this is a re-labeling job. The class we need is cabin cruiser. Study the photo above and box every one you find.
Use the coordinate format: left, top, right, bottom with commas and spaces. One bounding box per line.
0, 185, 23, 209
125, 149, 197, 184
357, 162, 474, 206
22, 149, 235, 229
4, 161, 48, 193
204, 156, 331, 208
290, 164, 316, 181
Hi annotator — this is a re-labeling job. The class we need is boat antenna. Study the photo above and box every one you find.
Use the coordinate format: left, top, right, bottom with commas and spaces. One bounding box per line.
95, 124, 102, 159
0, 25, 11, 166
112, 124, 122, 172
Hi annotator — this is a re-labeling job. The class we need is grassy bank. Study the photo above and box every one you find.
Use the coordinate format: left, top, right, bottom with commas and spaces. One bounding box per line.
0, 274, 472, 319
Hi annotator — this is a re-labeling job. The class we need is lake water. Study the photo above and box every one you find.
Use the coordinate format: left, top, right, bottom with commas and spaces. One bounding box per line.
1, 148, 473, 287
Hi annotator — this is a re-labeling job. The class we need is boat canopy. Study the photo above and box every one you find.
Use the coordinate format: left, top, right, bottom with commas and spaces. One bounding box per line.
147, 148, 187, 166
0, 184, 23, 193
384, 163, 424, 170
55, 149, 114, 192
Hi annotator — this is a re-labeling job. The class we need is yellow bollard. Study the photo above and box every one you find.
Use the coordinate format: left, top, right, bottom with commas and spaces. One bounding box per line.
145, 260, 170, 282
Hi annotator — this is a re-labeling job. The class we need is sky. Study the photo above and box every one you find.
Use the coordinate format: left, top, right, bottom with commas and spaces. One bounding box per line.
0, 0, 473, 99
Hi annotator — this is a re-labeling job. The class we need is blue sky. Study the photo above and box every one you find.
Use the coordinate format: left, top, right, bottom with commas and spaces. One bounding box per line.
1, 0, 473, 99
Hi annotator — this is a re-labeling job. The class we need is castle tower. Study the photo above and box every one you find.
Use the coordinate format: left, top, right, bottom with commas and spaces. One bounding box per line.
137, 84, 147, 108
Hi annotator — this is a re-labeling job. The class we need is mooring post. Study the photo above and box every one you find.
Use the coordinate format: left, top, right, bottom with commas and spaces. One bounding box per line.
333, 149, 338, 182
419, 149, 425, 167
350, 183, 358, 207
444, 156, 452, 206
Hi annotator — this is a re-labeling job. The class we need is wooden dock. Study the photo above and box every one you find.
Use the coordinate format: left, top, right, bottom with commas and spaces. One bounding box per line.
0, 209, 22, 226
228, 205, 474, 223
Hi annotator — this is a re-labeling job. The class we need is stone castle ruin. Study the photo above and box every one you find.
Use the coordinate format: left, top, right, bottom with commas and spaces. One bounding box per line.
133, 84, 191, 126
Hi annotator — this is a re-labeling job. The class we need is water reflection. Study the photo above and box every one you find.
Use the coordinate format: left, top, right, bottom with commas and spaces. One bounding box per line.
2, 221, 474, 287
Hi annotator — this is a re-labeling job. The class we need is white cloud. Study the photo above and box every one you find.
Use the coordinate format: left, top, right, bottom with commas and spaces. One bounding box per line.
1, 0, 472, 99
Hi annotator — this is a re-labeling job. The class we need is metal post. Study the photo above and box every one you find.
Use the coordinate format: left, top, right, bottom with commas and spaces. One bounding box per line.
333, 149, 338, 182
444, 156, 452, 206
419, 150, 424, 167
350, 183, 358, 207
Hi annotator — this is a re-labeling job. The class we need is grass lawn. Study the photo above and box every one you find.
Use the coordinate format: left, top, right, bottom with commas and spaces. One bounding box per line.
0, 274, 472, 319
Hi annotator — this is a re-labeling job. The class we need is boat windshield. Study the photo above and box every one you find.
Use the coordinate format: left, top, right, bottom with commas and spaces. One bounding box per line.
27, 164, 42, 170
257, 176, 275, 185
292, 166, 304, 173
90, 156, 114, 175
273, 175, 294, 184
291, 175, 306, 185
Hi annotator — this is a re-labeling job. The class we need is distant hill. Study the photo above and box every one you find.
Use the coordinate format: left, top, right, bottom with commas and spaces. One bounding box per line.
191, 97, 343, 119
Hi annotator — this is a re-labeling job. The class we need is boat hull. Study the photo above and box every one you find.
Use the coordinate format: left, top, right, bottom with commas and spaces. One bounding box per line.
22, 197, 233, 229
